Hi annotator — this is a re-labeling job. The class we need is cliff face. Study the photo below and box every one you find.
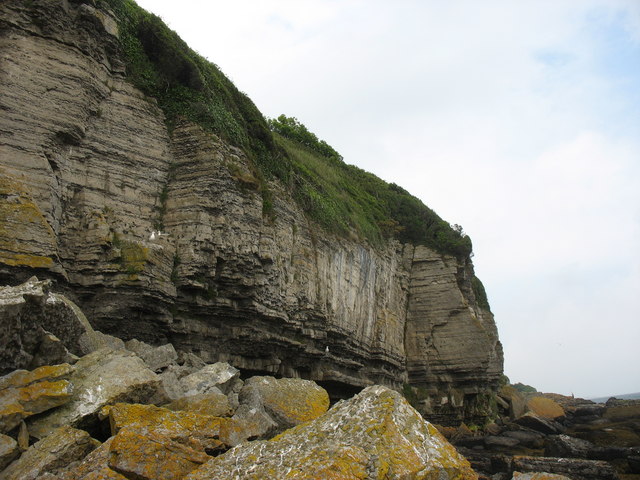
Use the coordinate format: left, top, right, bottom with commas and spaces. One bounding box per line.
0, 0, 502, 423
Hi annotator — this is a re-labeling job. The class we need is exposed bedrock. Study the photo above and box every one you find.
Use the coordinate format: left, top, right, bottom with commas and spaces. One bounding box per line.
0, 0, 502, 423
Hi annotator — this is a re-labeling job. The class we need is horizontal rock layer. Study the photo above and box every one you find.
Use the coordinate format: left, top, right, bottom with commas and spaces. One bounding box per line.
0, 0, 502, 422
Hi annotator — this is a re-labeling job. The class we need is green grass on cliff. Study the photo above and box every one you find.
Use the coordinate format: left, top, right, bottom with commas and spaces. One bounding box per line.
102, 0, 472, 258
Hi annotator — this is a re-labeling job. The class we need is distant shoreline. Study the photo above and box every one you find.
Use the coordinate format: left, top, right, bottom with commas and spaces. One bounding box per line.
589, 391, 640, 403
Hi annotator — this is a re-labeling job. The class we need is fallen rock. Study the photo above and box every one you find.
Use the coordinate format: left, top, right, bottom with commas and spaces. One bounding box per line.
513, 412, 563, 435
179, 362, 241, 396
165, 392, 233, 418
27, 349, 159, 439
0, 364, 74, 433
124, 339, 178, 372
78, 331, 125, 354
0, 434, 19, 471
238, 376, 329, 433
526, 396, 565, 420
485, 435, 521, 449
28, 333, 79, 369
512, 455, 618, 480
499, 386, 528, 419
108, 428, 209, 480
0, 278, 99, 374
502, 429, 545, 449
49, 437, 125, 480
0, 425, 99, 480
545, 434, 593, 458
185, 385, 477, 480
101, 403, 230, 454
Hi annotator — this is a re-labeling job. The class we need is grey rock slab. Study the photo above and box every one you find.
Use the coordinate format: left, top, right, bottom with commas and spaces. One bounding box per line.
27, 349, 159, 439
125, 339, 178, 372
179, 362, 240, 396
512, 455, 618, 480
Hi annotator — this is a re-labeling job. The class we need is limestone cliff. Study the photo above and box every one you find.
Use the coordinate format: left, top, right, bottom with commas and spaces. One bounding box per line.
0, 0, 502, 423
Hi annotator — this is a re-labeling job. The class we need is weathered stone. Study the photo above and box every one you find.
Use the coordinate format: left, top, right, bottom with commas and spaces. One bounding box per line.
0, 425, 99, 480
29, 333, 79, 369
0, 364, 74, 433
27, 349, 159, 439
78, 331, 125, 354
512, 473, 572, 480
628, 455, 640, 474
51, 437, 125, 480
179, 362, 241, 396
526, 397, 565, 420
0, 279, 92, 375
499, 386, 528, 419
108, 429, 209, 480
17, 421, 29, 451
125, 339, 178, 372
513, 412, 563, 435
0, 434, 19, 471
238, 376, 329, 433
512, 455, 618, 480
545, 434, 593, 458
185, 385, 477, 480
101, 403, 229, 454
165, 392, 233, 417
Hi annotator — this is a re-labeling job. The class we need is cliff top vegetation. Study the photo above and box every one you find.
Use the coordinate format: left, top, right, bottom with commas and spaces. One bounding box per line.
101, 0, 472, 258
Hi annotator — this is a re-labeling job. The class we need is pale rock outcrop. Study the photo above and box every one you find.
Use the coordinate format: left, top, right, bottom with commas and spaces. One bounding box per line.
186, 385, 477, 480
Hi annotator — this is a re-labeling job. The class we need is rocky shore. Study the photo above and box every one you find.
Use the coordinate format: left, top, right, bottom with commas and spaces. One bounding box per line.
2, 277, 638, 479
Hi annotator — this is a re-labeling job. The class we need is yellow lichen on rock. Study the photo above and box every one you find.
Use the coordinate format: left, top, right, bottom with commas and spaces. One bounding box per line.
0, 168, 57, 270
526, 396, 565, 420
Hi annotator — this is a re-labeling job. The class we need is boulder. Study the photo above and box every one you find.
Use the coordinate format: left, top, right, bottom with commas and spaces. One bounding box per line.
512, 455, 618, 480
179, 362, 241, 396
545, 434, 593, 458
526, 397, 565, 420
513, 412, 563, 435
0, 364, 74, 433
499, 386, 528, 419
0, 434, 19, 471
165, 392, 233, 418
185, 385, 477, 480
124, 339, 178, 372
0, 278, 99, 374
238, 376, 329, 433
0, 425, 99, 480
101, 403, 230, 454
485, 435, 521, 449
108, 429, 209, 480
28, 333, 78, 369
27, 349, 159, 439
502, 429, 545, 449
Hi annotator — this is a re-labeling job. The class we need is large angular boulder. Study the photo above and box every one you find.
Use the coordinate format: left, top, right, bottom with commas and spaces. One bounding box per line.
512, 473, 572, 480
0, 364, 74, 433
0, 278, 99, 374
27, 349, 159, 439
545, 434, 593, 458
108, 429, 210, 480
499, 386, 528, 419
185, 385, 477, 480
165, 392, 233, 418
179, 362, 241, 396
124, 339, 178, 373
526, 396, 565, 420
101, 403, 231, 453
238, 376, 329, 433
0, 425, 98, 480
513, 412, 563, 435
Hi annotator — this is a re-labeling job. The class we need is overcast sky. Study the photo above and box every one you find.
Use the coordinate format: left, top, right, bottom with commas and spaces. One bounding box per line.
134, 0, 640, 399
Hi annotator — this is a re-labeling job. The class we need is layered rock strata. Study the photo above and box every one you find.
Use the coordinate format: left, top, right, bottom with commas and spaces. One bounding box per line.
0, 0, 502, 422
